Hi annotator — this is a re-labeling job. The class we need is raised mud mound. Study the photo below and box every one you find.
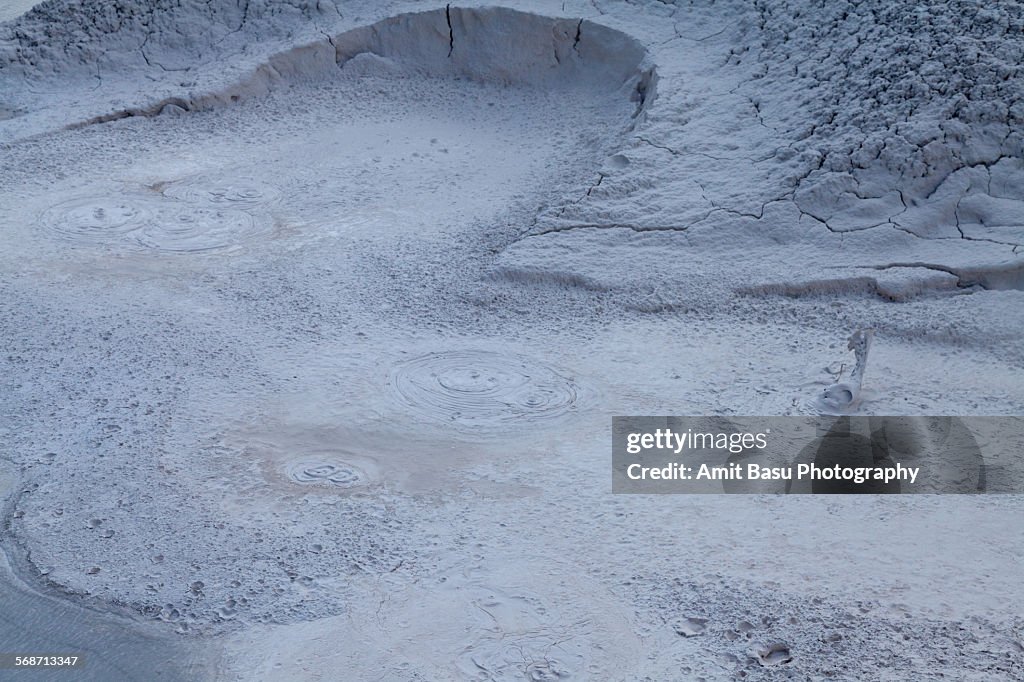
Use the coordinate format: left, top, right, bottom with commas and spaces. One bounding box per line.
331, 7, 651, 89
257, 5, 651, 115
7, 4, 655, 129
751, 0, 1024, 241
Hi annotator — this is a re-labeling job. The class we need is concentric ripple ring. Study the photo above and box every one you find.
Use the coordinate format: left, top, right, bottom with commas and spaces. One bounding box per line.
37, 194, 268, 253
39, 197, 153, 243
285, 458, 366, 488
133, 204, 263, 253
389, 350, 580, 429
161, 177, 282, 209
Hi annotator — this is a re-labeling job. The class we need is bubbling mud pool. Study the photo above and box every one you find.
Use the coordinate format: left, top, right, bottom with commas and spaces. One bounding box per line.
388, 350, 582, 431
3, 4, 653, 264
284, 457, 367, 489
11, 75, 635, 264
36, 191, 270, 254
157, 177, 282, 210
2, 3, 1024, 680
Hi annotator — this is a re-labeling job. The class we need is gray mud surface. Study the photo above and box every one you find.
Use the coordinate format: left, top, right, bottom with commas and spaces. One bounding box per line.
1, 1, 1022, 680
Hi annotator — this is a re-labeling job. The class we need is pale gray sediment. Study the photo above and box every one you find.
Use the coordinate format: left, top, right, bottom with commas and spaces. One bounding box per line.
0, 461, 220, 681
0, 1, 1022, 679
